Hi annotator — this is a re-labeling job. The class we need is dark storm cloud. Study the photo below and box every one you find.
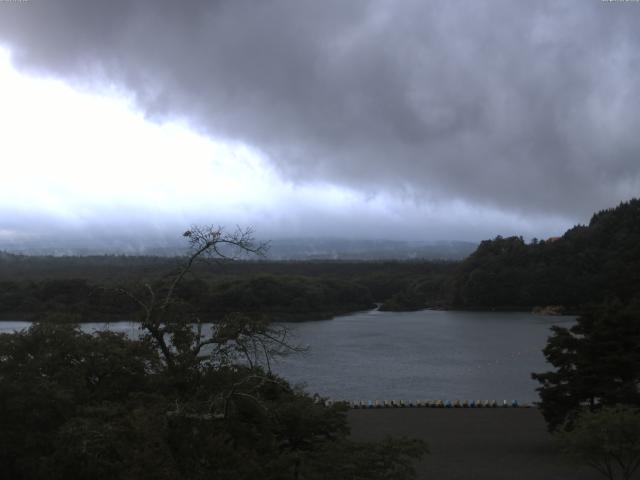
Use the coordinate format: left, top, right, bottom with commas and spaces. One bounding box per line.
1, 0, 639, 219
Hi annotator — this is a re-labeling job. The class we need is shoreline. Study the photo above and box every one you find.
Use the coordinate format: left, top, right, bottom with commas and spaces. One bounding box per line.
0, 304, 578, 323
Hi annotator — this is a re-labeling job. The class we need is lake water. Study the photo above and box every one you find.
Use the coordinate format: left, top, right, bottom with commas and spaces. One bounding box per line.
272, 309, 573, 403
0, 309, 573, 403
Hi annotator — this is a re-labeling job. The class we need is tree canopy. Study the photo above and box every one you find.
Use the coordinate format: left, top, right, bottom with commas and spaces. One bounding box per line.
557, 406, 640, 480
450, 198, 640, 310
532, 299, 640, 431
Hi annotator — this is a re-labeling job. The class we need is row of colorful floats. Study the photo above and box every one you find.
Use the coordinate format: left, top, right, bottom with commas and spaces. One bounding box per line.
326, 399, 532, 409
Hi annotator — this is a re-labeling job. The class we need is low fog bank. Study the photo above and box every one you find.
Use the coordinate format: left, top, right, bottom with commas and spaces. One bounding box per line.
0, 234, 477, 261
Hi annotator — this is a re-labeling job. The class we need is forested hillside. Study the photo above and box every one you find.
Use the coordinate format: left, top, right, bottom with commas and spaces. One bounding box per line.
0, 255, 454, 321
449, 199, 640, 310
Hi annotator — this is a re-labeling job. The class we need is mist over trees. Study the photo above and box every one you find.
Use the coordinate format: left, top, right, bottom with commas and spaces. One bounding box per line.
2, 199, 640, 319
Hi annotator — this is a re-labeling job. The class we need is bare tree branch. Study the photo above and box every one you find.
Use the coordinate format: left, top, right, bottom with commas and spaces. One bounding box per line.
118, 225, 304, 377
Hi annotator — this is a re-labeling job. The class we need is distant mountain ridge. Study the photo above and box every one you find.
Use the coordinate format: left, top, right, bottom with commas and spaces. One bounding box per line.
0, 237, 477, 261
265, 239, 477, 261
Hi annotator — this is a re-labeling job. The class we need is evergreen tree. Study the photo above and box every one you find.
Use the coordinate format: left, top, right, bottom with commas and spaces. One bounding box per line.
532, 300, 640, 431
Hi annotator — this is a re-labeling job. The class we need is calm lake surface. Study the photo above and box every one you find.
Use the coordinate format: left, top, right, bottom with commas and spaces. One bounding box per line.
0, 309, 574, 402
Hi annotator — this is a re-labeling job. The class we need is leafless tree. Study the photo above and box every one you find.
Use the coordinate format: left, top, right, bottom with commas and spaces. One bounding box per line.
119, 225, 301, 371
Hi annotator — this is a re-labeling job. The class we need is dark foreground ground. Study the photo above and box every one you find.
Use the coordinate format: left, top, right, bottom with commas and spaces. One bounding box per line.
348, 408, 601, 480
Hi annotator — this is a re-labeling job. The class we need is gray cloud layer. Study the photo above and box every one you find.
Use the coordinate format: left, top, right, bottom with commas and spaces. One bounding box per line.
1, 0, 639, 223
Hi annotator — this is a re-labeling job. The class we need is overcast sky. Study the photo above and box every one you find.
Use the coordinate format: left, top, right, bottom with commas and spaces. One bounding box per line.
0, 0, 639, 247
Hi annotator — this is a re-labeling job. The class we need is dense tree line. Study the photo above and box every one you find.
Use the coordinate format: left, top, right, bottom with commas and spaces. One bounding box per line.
205, 275, 374, 320
0, 275, 375, 322
0, 279, 137, 320
449, 199, 640, 310
378, 273, 451, 311
0, 253, 453, 288
0, 255, 455, 320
